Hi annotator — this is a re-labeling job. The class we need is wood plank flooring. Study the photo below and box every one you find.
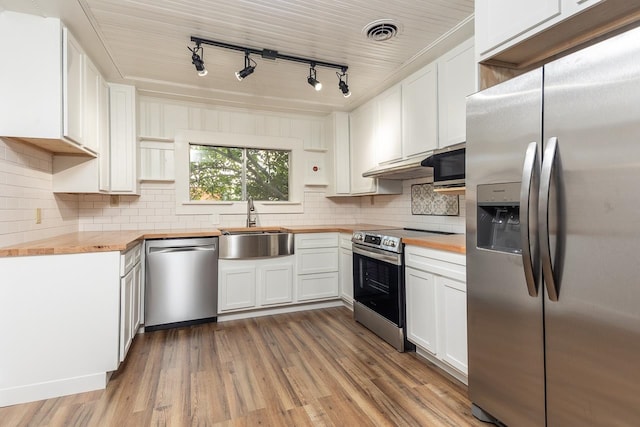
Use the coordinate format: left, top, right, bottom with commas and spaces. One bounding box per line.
0, 307, 485, 426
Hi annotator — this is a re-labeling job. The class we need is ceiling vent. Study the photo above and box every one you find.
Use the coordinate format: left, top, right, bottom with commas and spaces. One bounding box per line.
363, 19, 400, 42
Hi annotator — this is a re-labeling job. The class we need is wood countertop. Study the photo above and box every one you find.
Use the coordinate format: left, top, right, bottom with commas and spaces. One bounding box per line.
0, 225, 465, 257
402, 234, 466, 254
0, 229, 221, 257
0, 224, 388, 257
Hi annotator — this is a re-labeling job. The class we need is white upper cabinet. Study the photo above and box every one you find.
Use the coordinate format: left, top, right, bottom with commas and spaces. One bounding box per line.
53, 84, 138, 194
349, 101, 378, 194
476, 0, 604, 61
109, 84, 139, 194
63, 28, 85, 146
376, 84, 403, 164
83, 57, 102, 154
437, 38, 476, 147
402, 62, 438, 158
324, 112, 351, 196
0, 12, 105, 156
349, 101, 402, 195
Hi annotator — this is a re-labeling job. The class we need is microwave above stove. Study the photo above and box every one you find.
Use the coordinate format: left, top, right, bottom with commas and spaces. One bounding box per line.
421, 142, 465, 190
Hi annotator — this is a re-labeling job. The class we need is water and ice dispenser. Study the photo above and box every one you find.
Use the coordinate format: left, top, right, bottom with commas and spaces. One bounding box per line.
477, 183, 522, 254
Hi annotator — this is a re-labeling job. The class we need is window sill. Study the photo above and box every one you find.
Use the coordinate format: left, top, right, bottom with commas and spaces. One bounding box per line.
176, 200, 303, 215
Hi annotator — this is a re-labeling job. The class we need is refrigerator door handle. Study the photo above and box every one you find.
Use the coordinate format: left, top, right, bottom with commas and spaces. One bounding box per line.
539, 136, 559, 301
520, 141, 539, 297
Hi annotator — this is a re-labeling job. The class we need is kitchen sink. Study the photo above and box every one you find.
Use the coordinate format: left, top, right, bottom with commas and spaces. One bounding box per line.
219, 232, 294, 259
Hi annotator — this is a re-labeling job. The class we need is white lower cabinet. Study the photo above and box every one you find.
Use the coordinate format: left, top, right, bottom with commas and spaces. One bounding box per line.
119, 243, 142, 363
219, 262, 257, 311
259, 262, 294, 306
0, 245, 145, 407
439, 276, 468, 374
405, 245, 467, 380
296, 233, 339, 301
339, 233, 354, 304
218, 256, 294, 313
406, 267, 438, 354
297, 272, 339, 301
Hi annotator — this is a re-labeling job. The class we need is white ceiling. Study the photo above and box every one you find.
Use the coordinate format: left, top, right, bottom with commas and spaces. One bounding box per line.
0, 0, 474, 115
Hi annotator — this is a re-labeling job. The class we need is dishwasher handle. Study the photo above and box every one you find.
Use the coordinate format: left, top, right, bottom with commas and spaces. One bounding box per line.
149, 244, 218, 255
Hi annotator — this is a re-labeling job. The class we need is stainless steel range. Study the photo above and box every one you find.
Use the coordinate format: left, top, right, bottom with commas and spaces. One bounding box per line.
351, 228, 453, 352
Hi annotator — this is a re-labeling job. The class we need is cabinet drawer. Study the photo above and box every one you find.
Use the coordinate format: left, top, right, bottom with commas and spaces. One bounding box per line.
297, 248, 339, 274
295, 232, 339, 249
120, 242, 142, 276
339, 233, 353, 249
405, 245, 465, 282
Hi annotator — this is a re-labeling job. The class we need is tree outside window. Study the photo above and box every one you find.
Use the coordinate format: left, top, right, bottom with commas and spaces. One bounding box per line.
189, 144, 289, 201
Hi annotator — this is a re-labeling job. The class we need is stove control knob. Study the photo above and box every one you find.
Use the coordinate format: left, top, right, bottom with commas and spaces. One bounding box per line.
389, 240, 397, 247
382, 239, 388, 246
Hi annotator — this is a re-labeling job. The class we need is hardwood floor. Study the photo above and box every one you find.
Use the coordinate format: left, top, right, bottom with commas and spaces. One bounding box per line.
1, 307, 485, 426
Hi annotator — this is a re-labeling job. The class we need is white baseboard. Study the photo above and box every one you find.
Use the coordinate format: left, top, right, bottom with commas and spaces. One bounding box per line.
0, 372, 108, 408
415, 347, 468, 385
218, 299, 345, 322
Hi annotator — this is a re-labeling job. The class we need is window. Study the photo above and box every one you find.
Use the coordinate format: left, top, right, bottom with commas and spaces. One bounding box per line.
175, 130, 303, 215
189, 145, 290, 201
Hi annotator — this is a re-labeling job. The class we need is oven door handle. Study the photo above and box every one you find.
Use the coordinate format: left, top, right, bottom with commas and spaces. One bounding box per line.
352, 245, 402, 266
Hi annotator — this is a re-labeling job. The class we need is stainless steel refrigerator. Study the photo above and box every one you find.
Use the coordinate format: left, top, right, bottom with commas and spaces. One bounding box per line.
466, 26, 640, 426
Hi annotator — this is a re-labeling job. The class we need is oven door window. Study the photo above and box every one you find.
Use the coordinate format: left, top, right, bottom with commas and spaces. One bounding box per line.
353, 252, 401, 325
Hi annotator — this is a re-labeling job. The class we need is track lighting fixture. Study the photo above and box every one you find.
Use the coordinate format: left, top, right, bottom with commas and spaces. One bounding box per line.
235, 52, 257, 81
337, 68, 351, 98
189, 36, 351, 96
188, 43, 207, 77
307, 64, 322, 91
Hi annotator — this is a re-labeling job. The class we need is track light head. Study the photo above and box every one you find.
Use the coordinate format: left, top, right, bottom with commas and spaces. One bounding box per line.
189, 44, 207, 77
308, 64, 322, 91
236, 52, 256, 81
337, 69, 351, 98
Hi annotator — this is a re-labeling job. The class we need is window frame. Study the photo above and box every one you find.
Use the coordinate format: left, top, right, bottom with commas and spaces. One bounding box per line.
175, 130, 303, 215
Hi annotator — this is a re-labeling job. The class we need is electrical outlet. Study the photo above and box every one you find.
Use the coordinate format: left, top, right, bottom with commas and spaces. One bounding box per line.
35, 208, 42, 224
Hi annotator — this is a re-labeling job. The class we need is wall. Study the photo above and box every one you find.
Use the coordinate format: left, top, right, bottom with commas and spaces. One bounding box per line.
78, 184, 363, 231
0, 138, 78, 247
77, 180, 465, 233
357, 178, 466, 234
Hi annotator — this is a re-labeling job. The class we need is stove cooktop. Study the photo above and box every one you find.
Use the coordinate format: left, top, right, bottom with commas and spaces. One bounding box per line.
352, 228, 454, 253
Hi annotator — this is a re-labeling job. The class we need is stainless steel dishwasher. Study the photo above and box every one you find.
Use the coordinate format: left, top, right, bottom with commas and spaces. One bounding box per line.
145, 237, 218, 331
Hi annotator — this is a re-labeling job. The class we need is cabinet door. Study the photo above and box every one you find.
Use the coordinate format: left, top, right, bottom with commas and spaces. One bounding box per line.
376, 85, 402, 164
109, 84, 138, 194
259, 262, 293, 306
437, 39, 476, 147
119, 268, 134, 362
83, 57, 100, 153
326, 112, 351, 195
349, 101, 377, 194
402, 63, 438, 157
218, 264, 256, 312
405, 267, 438, 354
131, 263, 142, 336
63, 27, 84, 145
339, 247, 353, 303
476, 0, 561, 55
99, 77, 111, 191
297, 272, 339, 301
439, 277, 468, 374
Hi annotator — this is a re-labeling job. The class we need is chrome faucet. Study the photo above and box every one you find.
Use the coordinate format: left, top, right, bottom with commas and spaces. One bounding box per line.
246, 197, 256, 227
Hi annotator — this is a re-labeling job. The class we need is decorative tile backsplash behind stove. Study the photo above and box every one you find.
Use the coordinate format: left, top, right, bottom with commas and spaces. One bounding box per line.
411, 183, 459, 216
